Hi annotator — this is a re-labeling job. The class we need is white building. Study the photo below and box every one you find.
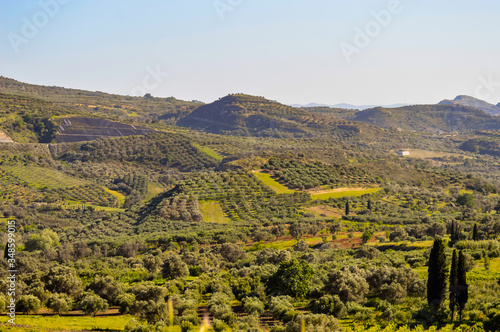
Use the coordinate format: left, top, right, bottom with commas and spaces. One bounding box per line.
396, 150, 410, 156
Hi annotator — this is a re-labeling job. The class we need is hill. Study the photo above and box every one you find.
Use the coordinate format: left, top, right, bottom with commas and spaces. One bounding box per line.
354, 104, 500, 132
0, 76, 202, 123
439, 95, 500, 115
177, 94, 387, 140
291, 102, 410, 110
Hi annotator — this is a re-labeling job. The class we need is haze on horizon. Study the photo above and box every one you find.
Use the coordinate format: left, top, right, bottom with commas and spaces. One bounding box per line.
1, 0, 500, 106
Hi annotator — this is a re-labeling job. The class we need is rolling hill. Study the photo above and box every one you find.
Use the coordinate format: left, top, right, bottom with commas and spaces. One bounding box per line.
439, 95, 500, 115
354, 104, 500, 132
177, 94, 387, 140
0, 76, 202, 123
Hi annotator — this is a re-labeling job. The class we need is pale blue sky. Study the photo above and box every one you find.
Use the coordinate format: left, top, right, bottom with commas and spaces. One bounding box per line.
1, 0, 500, 105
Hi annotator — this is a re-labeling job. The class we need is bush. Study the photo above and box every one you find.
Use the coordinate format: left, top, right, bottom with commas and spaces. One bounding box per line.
17, 295, 41, 314
455, 240, 499, 251
47, 293, 72, 314
162, 253, 189, 280
308, 295, 347, 318
269, 296, 297, 323
79, 293, 109, 317
242, 297, 265, 316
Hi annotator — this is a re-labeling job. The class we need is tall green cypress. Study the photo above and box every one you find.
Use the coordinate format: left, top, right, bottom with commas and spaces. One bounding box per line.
345, 201, 350, 216
367, 199, 372, 211
427, 238, 447, 311
456, 250, 469, 322
449, 249, 458, 321
450, 220, 455, 243
472, 223, 478, 241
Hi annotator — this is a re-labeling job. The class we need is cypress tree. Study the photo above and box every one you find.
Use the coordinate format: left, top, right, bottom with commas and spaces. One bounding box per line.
3, 244, 9, 260
450, 220, 456, 244
456, 250, 469, 322
472, 223, 478, 241
367, 199, 372, 211
427, 238, 447, 312
345, 201, 350, 216
449, 249, 458, 321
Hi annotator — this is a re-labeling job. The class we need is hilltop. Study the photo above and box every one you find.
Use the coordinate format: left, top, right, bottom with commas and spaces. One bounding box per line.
439, 95, 500, 115
177, 93, 387, 140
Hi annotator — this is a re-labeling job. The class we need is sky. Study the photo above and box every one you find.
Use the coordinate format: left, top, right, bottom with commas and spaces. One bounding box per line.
1, 0, 500, 106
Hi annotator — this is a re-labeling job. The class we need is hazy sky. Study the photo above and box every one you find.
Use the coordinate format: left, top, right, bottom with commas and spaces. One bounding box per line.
1, 0, 500, 106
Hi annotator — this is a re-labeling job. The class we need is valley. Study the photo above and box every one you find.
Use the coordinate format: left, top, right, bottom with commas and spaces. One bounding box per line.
0, 77, 499, 331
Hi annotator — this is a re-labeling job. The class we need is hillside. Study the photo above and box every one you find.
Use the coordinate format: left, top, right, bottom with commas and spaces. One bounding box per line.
0, 79, 500, 332
354, 104, 500, 132
0, 76, 202, 123
439, 95, 500, 115
177, 94, 387, 140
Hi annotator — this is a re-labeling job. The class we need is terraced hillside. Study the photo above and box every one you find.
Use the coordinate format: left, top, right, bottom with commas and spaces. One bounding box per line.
140, 170, 310, 223
56, 132, 221, 171
54, 117, 156, 143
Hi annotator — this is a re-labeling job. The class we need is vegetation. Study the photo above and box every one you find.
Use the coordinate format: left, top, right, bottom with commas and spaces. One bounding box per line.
0, 78, 499, 331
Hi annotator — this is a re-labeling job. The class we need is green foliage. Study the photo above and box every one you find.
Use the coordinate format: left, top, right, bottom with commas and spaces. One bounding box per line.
43, 266, 83, 298
264, 157, 373, 189
324, 266, 370, 303
60, 133, 219, 171
162, 253, 189, 280
308, 295, 347, 318
427, 238, 448, 311
457, 250, 469, 321
456, 193, 476, 208
80, 293, 109, 316
242, 296, 265, 316
361, 230, 372, 243
267, 258, 314, 299
24, 229, 59, 251
47, 293, 72, 314
17, 295, 41, 314
269, 296, 297, 323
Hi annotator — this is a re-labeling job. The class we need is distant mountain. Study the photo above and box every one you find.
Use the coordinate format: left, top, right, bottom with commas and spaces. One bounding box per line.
291, 102, 411, 110
354, 104, 500, 132
178, 94, 387, 139
439, 95, 500, 116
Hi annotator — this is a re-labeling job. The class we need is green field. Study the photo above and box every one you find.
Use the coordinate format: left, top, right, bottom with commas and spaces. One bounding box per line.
200, 201, 230, 223
145, 181, 165, 200
253, 171, 296, 194
193, 143, 224, 161
1, 166, 86, 189
103, 187, 126, 205
310, 187, 380, 200
0, 314, 134, 331
62, 203, 125, 212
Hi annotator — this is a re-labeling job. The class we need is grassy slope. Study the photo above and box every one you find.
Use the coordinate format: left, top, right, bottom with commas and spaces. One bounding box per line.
310, 188, 381, 200
1, 166, 86, 189
253, 171, 296, 194
103, 187, 126, 205
193, 143, 224, 161
0, 314, 134, 332
200, 201, 230, 223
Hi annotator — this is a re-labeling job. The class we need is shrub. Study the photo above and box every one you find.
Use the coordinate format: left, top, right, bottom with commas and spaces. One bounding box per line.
47, 293, 72, 314
17, 295, 41, 314
242, 297, 265, 316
